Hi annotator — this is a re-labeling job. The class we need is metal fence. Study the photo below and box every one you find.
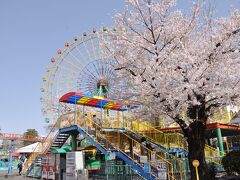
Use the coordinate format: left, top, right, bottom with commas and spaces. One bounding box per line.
88, 162, 145, 180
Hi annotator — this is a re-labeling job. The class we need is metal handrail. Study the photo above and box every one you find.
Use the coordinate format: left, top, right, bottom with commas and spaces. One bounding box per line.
23, 113, 75, 174
82, 116, 160, 179
82, 115, 178, 180
23, 120, 58, 173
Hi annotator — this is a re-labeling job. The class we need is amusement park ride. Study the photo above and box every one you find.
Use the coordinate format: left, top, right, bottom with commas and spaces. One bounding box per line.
16, 28, 240, 179
0, 132, 45, 175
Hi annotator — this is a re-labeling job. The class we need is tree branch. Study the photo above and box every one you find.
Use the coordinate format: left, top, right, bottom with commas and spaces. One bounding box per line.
173, 115, 189, 135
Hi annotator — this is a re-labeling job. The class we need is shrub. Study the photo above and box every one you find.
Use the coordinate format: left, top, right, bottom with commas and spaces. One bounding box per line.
206, 163, 217, 180
222, 150, 240, 175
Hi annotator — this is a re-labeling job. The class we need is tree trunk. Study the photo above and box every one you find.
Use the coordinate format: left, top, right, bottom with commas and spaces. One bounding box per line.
185, 120, 207, 180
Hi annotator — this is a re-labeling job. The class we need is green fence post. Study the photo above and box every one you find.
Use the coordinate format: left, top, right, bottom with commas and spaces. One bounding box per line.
216, 128, 224, 155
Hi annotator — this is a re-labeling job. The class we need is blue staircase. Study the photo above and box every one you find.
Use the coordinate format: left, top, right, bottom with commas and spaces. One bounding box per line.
26, 131, 70, 177
47, 132, 70, 153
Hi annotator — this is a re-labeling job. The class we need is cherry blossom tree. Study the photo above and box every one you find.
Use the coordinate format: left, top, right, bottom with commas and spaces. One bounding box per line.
105, 0, 240, 179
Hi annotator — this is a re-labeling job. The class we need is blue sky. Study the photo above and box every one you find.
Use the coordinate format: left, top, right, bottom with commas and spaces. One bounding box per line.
0, 0, 239, 135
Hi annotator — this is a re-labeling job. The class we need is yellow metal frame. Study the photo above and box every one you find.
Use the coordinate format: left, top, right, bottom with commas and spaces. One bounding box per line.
82, 115, 181, 180
128, 119, 225, 167
24, 108, 225, 177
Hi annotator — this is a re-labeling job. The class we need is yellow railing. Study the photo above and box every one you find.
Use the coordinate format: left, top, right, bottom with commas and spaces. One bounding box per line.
23, 112, 76, 174
127, 120, 187, 150
84, 116, 166, 179
66, 113, 186, 179
205, 145, 225, 166
205, 144, 225, 157
61, 111, 225, 169
24, 109, 225, 176
128, 120, 224, 167
23, 121, 58, 173
81, 115, 187, 180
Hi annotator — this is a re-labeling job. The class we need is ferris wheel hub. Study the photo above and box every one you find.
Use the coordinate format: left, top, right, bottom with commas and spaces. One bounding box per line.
97, 79, 108, 87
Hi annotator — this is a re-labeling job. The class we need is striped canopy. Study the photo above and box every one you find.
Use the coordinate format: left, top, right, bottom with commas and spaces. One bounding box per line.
59, 92, 128, 111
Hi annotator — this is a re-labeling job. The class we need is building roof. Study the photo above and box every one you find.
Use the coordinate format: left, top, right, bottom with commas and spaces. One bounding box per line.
51, 144, 72, 154
16, 142, 42, 153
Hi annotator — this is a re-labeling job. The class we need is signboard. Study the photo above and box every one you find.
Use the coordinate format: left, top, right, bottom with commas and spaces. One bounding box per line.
105, 152, 116, 160
151, 154, 156, 162
108, 152, 116, 160
157, 161, 167, 180
144, 163, 151, 173
140, 156, 148, 163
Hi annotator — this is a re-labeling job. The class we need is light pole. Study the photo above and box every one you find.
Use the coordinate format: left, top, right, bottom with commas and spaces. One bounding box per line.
8, 140, 14, 175
192, 160, 200, 180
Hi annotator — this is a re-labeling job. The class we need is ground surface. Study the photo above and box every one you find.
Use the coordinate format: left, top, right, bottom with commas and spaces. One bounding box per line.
0, 175, 32, 180
0, 170, 37, 179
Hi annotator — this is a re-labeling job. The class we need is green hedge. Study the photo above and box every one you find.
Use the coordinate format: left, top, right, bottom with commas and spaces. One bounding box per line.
222, 150, 240, 175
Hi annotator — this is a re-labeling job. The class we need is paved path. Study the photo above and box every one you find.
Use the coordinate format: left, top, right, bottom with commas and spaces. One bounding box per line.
0, 170, 37, 179
1, 175, 26, 179
0, 175, 37, 179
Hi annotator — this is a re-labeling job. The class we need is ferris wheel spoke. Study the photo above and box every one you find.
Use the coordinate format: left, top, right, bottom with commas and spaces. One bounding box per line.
57, 87, 76, 94
60, 55, 81, 70
81, 36, 92, 61
79, 85, 94, 91
79, 82, 95, 90
74, 43, 88, 63
83, 63, 97, 76
100, 63, 105, 77
92, 62, 102, 78
67, 49, 83, 66
54, 81, 75, 86
56, 64, 79, 75
80, 68, 98, 81
56, 83, 77, 90
80, 80, 96, 88
89, 33, 97, 59
78, 79, 96, 88
84, 76, 98, 84
107, 71, 115, 80
54, 85, 77, 94
55, 74, 76, 81
54, 82, 77, 90
103, 63, 113, 79
100, 33, 109, 59
96, 32, 105, 59
79, 82, 95, 88
81, 81, 97, 89
82, 66, 99, 80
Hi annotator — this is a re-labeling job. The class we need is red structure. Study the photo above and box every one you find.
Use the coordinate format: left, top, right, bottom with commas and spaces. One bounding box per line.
0, 133, 45, 142
41, 154, 56, 180
158, 122, 240, 136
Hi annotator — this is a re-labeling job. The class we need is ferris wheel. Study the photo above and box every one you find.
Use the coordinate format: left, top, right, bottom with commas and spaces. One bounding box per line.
40, 28, 126, 124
